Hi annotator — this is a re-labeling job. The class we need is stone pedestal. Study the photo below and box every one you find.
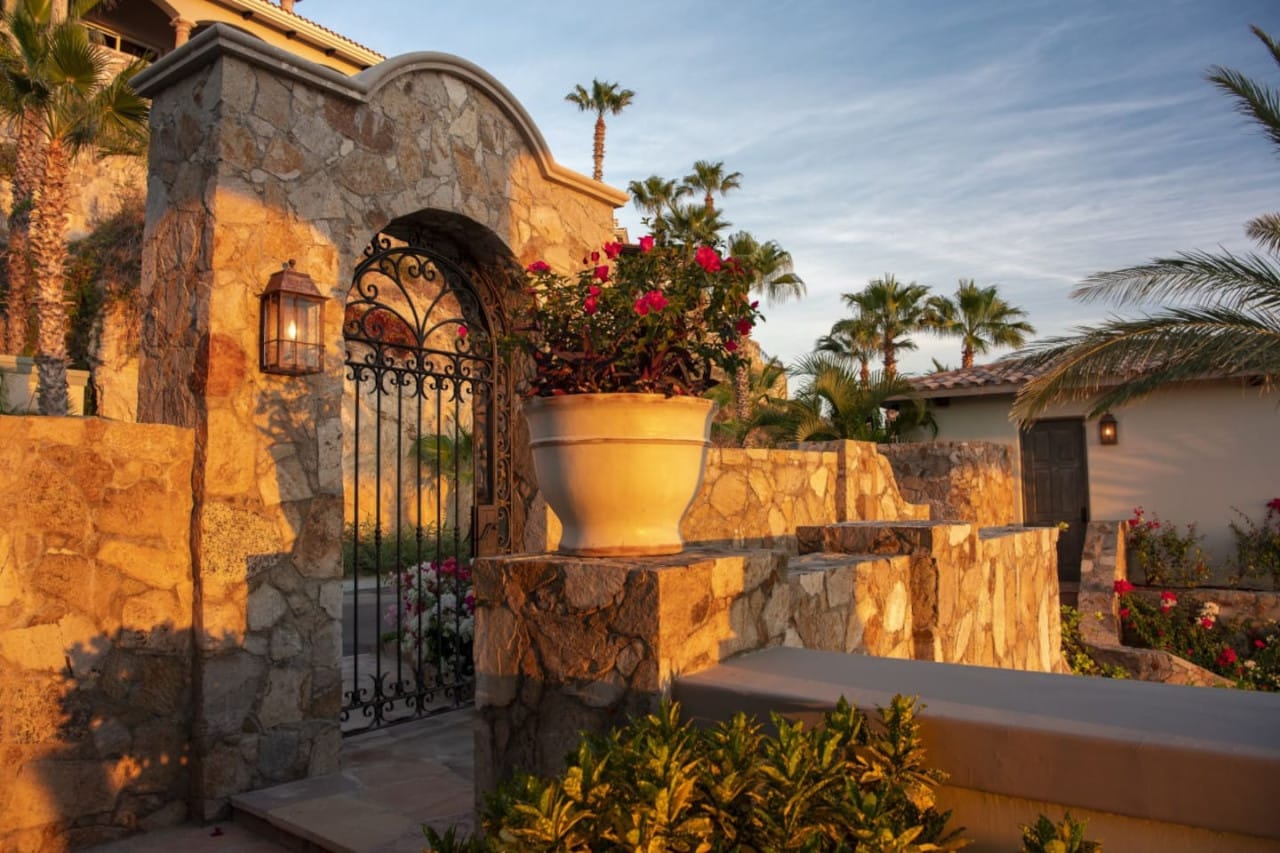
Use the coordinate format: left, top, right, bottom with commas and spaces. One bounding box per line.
472, 547, 786, 794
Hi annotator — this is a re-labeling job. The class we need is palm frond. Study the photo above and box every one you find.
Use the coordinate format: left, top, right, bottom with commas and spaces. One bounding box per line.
1073, 249, 1280, 313
1246, 212, 1280, 255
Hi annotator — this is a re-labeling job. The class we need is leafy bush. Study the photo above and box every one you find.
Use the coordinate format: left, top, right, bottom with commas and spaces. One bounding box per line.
425, 696, 969, 852
1228, 499, 1280, 588
342, 521, 468, 578
1019, 811, 1101, 852
1115, 581, 1280, 691
1124, 507, 1208, 587
1059, 606, 1127, 679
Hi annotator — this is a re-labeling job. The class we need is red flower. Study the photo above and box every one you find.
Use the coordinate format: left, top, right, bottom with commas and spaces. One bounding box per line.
1256, 639, 1267, 649
457, 325, 468, 338
1113, 579, 1135, 596
583, 296, 598, 314
725, 339, 738, 352
694, 245, 722, 272
1160, 590, 1177, 612
588, 285, 601, 297
593, 265, 610, 282
638, 235, 655, 253
527, 260, 551, 273
1200, 617, 1215, 629
1119, 607, 1131, 620
603, 241, 623, 259
633, 290, 668, 316
1217, 648, 1238, 667
735, 318, 754, 337
1268, 497, 1280, 512
590, 251, 600, 262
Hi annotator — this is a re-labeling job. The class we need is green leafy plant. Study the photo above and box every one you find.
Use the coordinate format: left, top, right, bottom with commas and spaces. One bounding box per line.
1124, 507, 1208, 587
1019, 811, 1101, 852
411, 421, 474, 484
1114, 580, 1280, 691
512, 235, 762, 397
341, 521, 468, 578
1228, 499, 1280, 588
425, 696, 969, 851
1059, 606, 1128, 679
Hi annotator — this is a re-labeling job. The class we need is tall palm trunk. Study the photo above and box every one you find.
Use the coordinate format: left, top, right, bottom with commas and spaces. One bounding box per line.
962, 344, 975, 369
592, 114, 606, 181
858, 357, 870, 387
883, 337, 897, 378
733, 363, 751, 421
4, 115, 41, 354
29, 137, 71, 415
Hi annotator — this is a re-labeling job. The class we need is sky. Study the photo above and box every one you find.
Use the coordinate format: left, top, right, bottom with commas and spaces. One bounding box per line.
299, 0, 1279, 375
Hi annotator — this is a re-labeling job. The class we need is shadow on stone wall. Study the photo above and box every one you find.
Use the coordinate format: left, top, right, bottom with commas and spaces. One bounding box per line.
0, 623, 232, 850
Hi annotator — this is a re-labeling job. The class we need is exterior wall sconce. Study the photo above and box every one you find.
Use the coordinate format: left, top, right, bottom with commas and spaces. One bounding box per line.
1098, 412, 1118, 445
260, 260, 325, 375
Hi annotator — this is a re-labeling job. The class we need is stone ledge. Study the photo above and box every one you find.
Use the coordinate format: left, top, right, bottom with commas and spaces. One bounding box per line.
674, 647, 1280, 844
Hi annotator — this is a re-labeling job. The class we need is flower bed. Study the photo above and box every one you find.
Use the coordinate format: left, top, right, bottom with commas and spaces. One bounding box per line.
1113, 579, 1280, 691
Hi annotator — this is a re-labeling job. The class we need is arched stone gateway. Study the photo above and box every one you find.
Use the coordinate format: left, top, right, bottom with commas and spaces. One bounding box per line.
133, 25, 624, 815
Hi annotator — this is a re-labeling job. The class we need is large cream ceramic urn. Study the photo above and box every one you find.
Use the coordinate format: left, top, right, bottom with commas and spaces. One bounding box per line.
524, 393, 715, 556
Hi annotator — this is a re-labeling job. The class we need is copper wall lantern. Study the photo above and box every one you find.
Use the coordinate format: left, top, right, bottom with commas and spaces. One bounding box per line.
260, 261, 325, 375
1098, 412, 1118, 445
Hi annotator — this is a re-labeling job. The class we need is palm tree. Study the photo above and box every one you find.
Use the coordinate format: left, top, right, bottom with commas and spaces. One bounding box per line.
1, 93, 39, 355
930, 279, 1035, 368
707, 355, 787, 445
841, 274, 933, 378
662, 201, 729, 246
683, 159, 741, 213
0, 0, 149, 414
815, 314, 880, 386
726, 230, 806, 418
757, 353, 931, 443
1012, 26, 1280, 423
627, 174, 688, 241
564, 79, 634, 182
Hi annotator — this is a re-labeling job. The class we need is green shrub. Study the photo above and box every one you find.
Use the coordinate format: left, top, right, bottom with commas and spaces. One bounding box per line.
341, 521, 468, 578
1059, 606, 1128, 679
1124, 507, 1208, 587
1019, 812, 1101, 852
1228, 500, 1280, 588
425, 696, 969, 852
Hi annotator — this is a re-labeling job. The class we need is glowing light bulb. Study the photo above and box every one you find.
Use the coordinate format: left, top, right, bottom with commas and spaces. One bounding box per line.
287, 320, 298, 340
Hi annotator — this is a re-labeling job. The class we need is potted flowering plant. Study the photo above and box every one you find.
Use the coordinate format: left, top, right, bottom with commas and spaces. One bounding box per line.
510, 235, 764, 556
513, 235, 762, 396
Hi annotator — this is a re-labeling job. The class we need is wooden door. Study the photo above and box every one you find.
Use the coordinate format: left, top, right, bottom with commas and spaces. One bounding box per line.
1020, 419, 1089, 582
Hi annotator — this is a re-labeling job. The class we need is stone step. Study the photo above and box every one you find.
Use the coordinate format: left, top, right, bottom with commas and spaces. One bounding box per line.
795, 519, 975, 556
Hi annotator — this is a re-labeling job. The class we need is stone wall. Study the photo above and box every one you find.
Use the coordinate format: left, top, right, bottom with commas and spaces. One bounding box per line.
795, 521, 1063, 672
878, 441, 1016, 526
474, 549, 789, 793
544, 440, 932, 553
0, 417, 196, 851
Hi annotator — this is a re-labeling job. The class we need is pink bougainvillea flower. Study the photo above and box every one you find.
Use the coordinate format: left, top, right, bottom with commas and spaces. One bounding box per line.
735, 318, 753, 337
527, 260, 551, 273
1160, 591, 1177, 612
1200, 617, 1215, 629
590, 251, 600, 262
632, 290, 668, 314
593, 265, 610, 282
695, 245, 722, 272
634, 295, 650, 316
583, 295, 599, 314
588, 284, 602, 297
1218, 648, 1238, 666
638, 235, 655, 252
457, 325, 468, 338
725, 339, 738, 352
1113, 579, 1135, 596
604, 241, 623, 259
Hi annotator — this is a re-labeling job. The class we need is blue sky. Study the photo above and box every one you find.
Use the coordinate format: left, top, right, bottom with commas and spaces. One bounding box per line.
302, 0, 1279, 375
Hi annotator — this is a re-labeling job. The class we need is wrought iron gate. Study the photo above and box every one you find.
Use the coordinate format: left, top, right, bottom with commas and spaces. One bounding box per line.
340, 234, 509, 734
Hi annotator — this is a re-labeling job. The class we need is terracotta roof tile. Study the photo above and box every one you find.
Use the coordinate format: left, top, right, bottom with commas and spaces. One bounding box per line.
907, 358, 1042, 394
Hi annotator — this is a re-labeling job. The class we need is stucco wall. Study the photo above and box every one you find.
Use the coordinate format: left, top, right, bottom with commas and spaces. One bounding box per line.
0, 417, 196, 851
914, 379, 1280, 561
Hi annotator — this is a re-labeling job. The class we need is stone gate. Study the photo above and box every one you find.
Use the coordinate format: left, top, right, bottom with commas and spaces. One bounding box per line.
131, 23, 624, 817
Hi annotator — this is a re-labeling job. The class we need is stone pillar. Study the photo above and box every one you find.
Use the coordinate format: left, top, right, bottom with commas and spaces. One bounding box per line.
473, 547, 787, 794
171, 17, 194, 47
